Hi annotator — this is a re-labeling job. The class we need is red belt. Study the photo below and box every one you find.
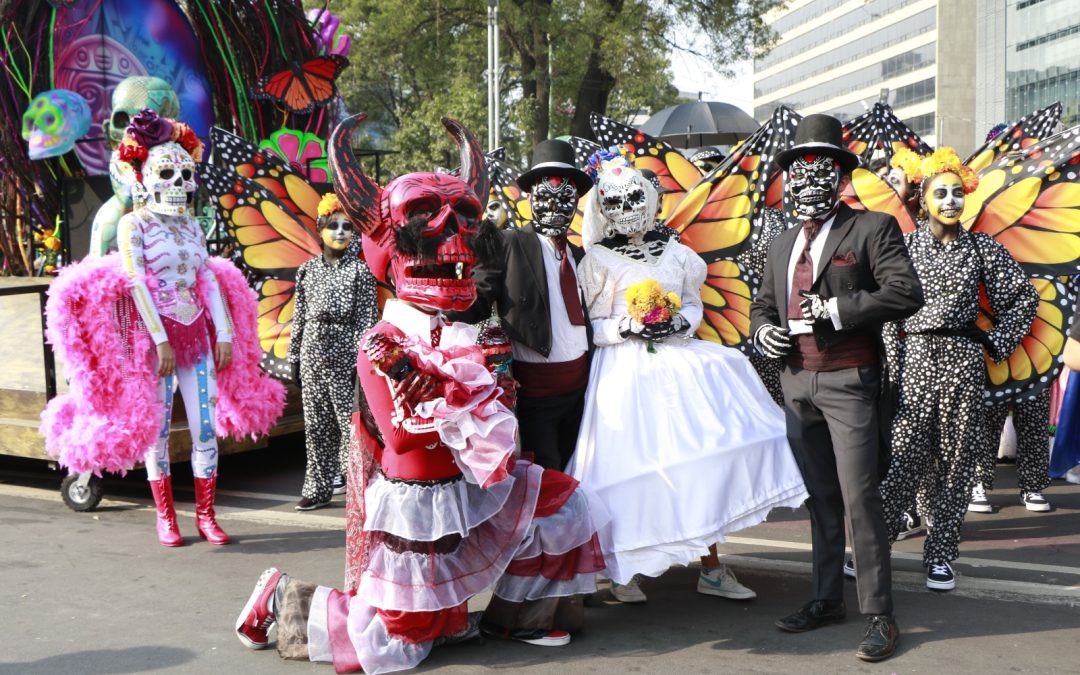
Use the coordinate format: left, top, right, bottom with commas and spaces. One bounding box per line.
513, 354, 588, 398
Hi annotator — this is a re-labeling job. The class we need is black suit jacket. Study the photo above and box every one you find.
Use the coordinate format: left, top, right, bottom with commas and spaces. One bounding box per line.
750, 203, 923, 350
448, 223, 591, 357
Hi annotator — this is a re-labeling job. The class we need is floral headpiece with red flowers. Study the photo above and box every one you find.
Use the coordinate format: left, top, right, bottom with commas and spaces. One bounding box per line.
116, 108, 204, 182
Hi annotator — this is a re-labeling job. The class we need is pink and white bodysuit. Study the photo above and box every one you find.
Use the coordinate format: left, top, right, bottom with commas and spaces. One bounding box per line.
118, 209, 233, 480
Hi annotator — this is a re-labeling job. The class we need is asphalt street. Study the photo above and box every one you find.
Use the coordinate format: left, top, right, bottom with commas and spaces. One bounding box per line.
2, 438, 1079, 674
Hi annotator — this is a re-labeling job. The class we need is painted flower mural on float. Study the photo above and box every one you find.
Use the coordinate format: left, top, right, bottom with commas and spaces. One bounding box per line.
259, 127, 330, 184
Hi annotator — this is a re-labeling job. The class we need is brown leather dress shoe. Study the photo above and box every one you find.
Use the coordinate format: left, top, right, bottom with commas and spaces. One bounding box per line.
856, 614, 899, 662
775, 599, 846, 633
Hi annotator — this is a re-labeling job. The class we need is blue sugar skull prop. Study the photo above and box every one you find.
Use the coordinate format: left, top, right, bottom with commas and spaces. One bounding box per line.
22, 89, 92, 160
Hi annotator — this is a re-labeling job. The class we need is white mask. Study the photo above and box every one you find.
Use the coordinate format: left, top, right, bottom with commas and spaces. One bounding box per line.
133, 141, 196, 216
596, 166, 654, 237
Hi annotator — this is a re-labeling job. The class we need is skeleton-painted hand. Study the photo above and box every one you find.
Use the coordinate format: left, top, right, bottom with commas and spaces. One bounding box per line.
798, 291, 831, 324
756, 324, 794, 359
618, 315, 646, 339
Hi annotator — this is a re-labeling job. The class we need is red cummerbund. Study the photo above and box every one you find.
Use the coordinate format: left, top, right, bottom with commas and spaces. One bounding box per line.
789, 333, 877, 372
513, 354, 589, 398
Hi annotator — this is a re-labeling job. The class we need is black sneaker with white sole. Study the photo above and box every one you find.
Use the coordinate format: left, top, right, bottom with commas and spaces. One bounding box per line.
843, 557, 856, 579
1022, 492, 1051, 512
926, 561, 955, 591
332, 474, 347, 496
896, 512, 924, 540
295, 496, 332, 511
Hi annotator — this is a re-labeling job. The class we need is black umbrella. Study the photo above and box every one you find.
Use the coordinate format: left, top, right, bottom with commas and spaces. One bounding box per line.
640, 101, 758, 149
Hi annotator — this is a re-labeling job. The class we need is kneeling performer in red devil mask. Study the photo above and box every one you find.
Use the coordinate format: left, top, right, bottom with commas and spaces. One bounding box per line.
234, 114, 606, 674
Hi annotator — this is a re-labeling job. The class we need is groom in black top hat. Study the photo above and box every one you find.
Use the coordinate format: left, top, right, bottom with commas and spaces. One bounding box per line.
448, 139, 593, 471
750, 113, 923, 662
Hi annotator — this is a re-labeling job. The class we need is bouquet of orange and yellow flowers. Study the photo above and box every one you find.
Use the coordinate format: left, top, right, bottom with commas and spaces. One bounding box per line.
626, 279, 682, 353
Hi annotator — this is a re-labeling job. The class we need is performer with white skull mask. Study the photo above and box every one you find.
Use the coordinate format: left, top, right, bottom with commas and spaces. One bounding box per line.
117, 109, 234, 546
448, 139, 594, 471
567, 156, 808, 604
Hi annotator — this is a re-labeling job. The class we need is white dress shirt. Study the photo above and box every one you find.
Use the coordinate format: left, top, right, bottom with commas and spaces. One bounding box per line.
784, 213, 844, 334
512, 234, 589, 364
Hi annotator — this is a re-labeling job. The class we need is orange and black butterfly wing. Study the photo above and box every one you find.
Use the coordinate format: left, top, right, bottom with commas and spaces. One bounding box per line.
485, 153, 532, 229
841, 167, 918, 233
965, 102, 1063, 174
589, 113, 704, 220
962, 125, 1080, 278
977, 276, 1077, 403
211, 127, 323, 230
841, 101, 932, 165
667, 106, 801, 263
200, 160, 322, 378
251, 55, 348, 115
697, 258, 759, 355
569, 136, 600, 171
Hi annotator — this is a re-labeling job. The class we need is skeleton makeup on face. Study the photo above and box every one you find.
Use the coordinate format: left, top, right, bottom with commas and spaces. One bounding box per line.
922, 172, 965, 226
885, 166, 910, 201
319, 212, 354, 251
787, 154, 841, 219
529, 175, 578, 237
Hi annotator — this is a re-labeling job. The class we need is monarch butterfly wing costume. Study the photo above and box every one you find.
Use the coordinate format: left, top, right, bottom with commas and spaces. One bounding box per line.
975, 275, 1078, 403
841, 101, 932, 165
201, 130, 324, 379
840, 168, 918, 234
963, 124, 1080, 402
616, 106, 797, 353
250, 55, 349, 115
965, 102, 1063, 174
485, 153, 533, 229
588, 113, 704, 221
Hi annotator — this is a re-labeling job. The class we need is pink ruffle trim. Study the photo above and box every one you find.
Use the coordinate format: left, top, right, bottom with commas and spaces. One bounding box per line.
161, 313, 209, 368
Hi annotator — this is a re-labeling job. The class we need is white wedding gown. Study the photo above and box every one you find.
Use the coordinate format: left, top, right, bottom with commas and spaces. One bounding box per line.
567, 239, 808, 584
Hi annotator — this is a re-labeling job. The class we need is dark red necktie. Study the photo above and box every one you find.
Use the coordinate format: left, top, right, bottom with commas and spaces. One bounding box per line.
788, 219, 823, 320
429, 325, 442, 347
553, 235, 587, 326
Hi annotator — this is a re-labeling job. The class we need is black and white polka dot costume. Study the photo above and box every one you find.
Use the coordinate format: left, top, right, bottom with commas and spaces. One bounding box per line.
976, 388, 1052, 494
287, 240, 379, 503
739, 207, 788, 406
879, 227, 1038, 565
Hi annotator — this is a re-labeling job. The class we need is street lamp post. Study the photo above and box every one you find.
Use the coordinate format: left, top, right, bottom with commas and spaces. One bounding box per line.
486, 0, 500, 151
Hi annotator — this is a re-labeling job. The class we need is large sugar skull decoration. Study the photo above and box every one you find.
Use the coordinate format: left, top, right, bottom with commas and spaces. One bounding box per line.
22, 89, 92, 160
104, 77, 180, 150
116, 109, 204, 217
595, 165, 656, 238
786, 154, 842, 219
329, 114, 489, 313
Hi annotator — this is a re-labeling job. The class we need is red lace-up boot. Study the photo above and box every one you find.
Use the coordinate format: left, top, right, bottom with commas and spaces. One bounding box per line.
194, 472, 231, 545
148, 476, 183, 547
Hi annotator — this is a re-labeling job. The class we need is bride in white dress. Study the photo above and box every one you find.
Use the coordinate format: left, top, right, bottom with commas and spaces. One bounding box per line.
567, 161, 808, 602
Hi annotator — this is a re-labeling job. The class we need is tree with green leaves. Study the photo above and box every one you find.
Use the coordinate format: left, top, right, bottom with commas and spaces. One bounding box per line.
314, 0, 781, 173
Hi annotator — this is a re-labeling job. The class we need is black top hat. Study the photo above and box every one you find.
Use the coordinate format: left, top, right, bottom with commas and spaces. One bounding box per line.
516, 139, 594, 194
774, 113, 859, 173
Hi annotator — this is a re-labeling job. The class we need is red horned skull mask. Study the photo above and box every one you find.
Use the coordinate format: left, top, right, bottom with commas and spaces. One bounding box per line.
329, 114, 489, 313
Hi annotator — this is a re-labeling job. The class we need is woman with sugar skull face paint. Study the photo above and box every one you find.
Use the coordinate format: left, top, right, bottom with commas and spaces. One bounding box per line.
567, 158, 807, 604
117, 110, 234, 546
40, 111, 285, 548
877, 148, 1038, 592
287, 193, 379, 510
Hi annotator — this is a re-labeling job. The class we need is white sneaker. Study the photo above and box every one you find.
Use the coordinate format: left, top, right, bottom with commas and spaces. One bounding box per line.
697, 565, 756, 600
968, 484, 993, 513
610, 575, 647, 603
1022, 492, 1051, 512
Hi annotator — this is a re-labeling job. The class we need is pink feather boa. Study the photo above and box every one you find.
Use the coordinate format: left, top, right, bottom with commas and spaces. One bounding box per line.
40, 254, 286, 474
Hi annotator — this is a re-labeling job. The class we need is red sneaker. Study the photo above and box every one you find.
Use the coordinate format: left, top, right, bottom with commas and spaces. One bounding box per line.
235, 568, 283, 649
